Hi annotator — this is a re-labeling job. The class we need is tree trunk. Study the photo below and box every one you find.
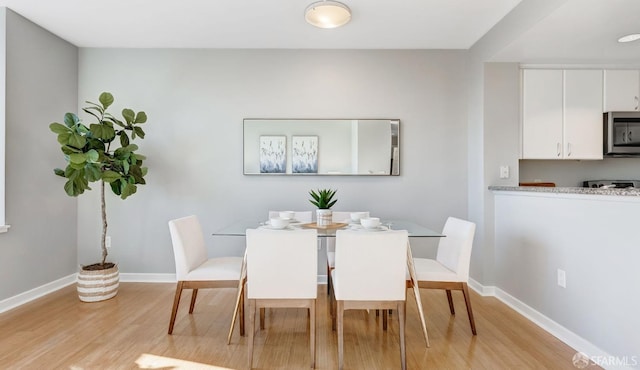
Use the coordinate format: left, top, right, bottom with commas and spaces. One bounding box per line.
101, 180, 108, 266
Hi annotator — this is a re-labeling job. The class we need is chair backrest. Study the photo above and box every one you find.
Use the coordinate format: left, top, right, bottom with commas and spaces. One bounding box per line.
334, 230, 408, 301
326, 212, 370, 253
168, 215, 209, 281
331, 211, 370, 223
267, 211, 313, 222
436, 217, 476, 281
246, 228, 318, 299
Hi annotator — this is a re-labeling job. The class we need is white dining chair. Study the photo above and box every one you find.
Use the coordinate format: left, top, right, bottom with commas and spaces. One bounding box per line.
331, 229, 408, 370
246, 228, 318, 369
167, 215, 244, 335
410, 217, 477, 335
326, 211, 369, 297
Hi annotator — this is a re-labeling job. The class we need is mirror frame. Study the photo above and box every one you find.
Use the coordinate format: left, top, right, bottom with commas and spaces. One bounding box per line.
243, 118, 400, 176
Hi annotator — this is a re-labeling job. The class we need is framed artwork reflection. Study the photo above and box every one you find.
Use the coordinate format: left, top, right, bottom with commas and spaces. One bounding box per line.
292, 136, 318, 174
259, 136, 286, 173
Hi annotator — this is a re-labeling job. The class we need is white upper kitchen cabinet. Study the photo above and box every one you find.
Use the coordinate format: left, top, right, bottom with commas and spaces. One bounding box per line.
603, 70, 640, 112
563, 70, 603, 160
522, 69, 603, 160
522, 69, 563, 159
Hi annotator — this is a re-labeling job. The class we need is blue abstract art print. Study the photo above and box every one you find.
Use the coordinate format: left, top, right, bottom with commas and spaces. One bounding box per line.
259, 136, 286, 173
292, 136, 318, 174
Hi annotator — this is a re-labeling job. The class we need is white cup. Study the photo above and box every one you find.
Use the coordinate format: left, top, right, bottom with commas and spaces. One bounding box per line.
269, 217, 289, 229
279, 211, 295, 220
360, 217, 380, 229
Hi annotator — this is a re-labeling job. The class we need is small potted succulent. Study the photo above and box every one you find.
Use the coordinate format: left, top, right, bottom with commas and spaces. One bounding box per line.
309, 188, 337, 226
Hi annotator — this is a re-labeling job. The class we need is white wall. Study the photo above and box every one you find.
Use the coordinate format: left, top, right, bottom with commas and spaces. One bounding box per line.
77, 49, 468, 273
494, 191, 640, 363
0, 9, 78, 301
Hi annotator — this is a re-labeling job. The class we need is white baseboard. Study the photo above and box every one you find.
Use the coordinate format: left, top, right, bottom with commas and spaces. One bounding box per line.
0, 273, 76, 314
317, 274, 327, 285
119, 273, 176, 283
471, 279, 630, 370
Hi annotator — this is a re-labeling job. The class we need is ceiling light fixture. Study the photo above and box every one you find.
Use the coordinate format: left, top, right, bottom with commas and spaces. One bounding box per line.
305, 1, 351, 29
618, 33, 640, 43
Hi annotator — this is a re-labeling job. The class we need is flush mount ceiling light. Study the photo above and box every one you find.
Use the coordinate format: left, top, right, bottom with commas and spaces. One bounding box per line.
618, 33, 640, 43
305, 1, 351, 29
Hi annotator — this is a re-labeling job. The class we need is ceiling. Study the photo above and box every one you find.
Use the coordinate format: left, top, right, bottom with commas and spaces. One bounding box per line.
0, 0, 638, 63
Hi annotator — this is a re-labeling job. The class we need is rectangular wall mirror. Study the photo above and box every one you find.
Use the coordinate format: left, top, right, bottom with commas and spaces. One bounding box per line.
243, 119, 400, 176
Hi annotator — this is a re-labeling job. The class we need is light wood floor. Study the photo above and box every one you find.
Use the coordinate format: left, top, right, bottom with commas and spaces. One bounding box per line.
0, 283, 587, 369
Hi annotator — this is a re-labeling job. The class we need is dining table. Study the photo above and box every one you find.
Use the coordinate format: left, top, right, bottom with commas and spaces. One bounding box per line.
212, 218, 444, 348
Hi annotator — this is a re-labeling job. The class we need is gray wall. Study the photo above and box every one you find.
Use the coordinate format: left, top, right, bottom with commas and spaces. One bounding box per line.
0, 9, 78, 301
77, 49, 468, 274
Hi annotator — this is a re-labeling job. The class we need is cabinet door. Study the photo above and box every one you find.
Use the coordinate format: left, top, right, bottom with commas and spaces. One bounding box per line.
564, 70, 603, 160
522, 69, 563, 159
604, 70, 640, 112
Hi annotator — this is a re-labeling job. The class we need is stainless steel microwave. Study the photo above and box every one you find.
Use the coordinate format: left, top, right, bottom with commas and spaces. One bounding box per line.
604, 111, 640, 157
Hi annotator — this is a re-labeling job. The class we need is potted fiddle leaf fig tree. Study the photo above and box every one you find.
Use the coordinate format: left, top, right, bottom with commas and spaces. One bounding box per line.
309, 188, 337, 226
49, 92, 148, 302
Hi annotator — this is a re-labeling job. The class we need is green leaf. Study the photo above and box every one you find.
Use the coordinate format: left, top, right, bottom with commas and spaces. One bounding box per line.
57, 132, 71, 145
122, 108, 134, 124
110, 181, 121, 195
99, 92, 114, 109
49, 122, 69, 134
120, 183, 137, 199
123, 160, 130, 175
102, 170, 121, 183
119, 131, 130, 147
69, 153, 86, 164
53, 168, 65, 177
63, 113, 79, 128
85, 149, 99, 163
134, 111, 147, 124
133, 126, 145, 139
68, 133, 86, 149
64, 179, 77, 196
85, 163, 102, 182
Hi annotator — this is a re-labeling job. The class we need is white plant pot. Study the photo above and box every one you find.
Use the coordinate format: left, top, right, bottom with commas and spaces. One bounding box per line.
77, 264, 119, 302
316, 209, 332, 226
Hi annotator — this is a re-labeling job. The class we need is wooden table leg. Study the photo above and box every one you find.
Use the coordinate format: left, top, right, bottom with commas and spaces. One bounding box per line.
227, 251, 247, 345
406, 242, 430, 347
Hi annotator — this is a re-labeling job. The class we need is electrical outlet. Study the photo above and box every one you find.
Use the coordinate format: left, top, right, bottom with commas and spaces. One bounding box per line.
106, 236, 112, 249
557, 269, 566, 288
499, 165, 510, 179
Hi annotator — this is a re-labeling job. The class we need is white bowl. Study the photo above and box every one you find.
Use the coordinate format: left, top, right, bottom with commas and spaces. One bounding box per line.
350, 212, 369, 222
279, 211, 296, 220
270, 217, 289, 229
360, 217, 380, 229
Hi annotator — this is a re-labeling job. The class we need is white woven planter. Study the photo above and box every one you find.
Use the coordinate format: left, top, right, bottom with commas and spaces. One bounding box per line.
77, 264, 119, 302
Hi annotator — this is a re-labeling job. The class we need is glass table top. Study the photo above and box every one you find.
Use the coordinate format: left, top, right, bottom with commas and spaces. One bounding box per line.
212, 219, 443, 237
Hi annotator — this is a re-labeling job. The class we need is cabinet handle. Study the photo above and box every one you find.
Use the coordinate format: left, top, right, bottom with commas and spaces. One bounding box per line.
557, 143, 561, 157
629, 130, 633, 142
567, 142, 572, 157
636, 96, 639, 111
623, 131, 627, 143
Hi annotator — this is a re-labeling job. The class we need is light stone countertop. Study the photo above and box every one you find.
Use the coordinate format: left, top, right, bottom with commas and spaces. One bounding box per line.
488, 185, 640, 197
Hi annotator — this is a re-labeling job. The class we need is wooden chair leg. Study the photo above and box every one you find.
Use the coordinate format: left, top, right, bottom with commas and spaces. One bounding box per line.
327, 264, 331, 296
248, 300, 256, 369
260, 307, 265, 330
383, 309, 388, 330
239, 283, 245, 336
168, 281, 184, 334
461, 283, 477, 335
310, 300, 316, 368
337, 300, 345, 370
446, 290, 455, 315
398, 301, 406, 370
189, 289, 198, 314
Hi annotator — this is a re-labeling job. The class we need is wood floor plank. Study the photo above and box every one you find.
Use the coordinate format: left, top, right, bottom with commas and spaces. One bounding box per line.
0, 283, 593, 369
